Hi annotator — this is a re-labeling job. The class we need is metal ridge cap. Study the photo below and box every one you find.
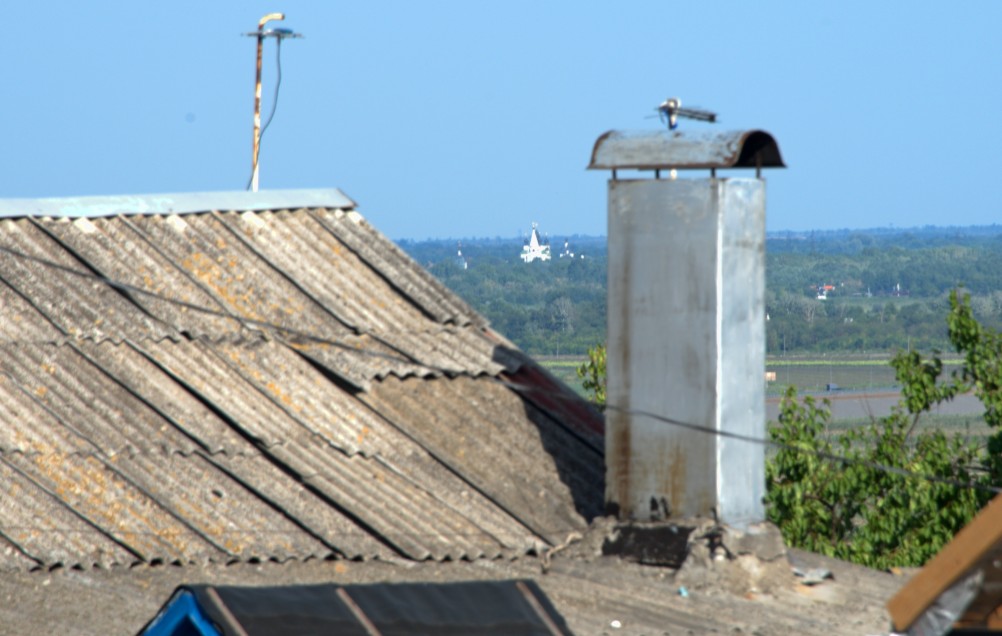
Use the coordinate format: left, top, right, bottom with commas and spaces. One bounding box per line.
588, 128, 784, 170
0, 188, 358, 218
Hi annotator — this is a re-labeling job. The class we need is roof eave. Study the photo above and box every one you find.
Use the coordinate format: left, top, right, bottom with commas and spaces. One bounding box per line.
0, 188, 357, 218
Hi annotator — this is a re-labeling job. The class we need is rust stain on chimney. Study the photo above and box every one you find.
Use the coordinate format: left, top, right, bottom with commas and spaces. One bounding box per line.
663, 442, 687, 518
608, 408, 632, 517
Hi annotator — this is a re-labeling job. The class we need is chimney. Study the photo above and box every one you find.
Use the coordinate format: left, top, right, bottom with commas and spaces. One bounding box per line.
589, 129, 785, 528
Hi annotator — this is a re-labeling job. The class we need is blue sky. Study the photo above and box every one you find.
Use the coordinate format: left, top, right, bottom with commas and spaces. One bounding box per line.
4, 2, 1000, 240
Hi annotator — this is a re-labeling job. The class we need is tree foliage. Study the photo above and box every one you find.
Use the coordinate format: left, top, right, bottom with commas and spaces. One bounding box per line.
576, 343, 606, 407
767, 290, 1001, 568
765, 387, 984, 568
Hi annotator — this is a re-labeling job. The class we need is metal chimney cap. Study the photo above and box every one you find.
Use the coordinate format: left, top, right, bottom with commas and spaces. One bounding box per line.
588, 129, 785, 171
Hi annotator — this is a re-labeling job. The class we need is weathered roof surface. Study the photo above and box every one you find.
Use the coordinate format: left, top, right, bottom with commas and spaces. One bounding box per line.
0, 543, 906, 636
0, 190, 603, 572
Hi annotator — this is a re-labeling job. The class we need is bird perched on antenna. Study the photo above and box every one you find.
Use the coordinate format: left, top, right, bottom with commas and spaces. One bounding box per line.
657, 97, 718, 130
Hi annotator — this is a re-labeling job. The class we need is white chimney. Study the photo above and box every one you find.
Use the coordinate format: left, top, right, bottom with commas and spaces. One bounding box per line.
589, 129, 785, 528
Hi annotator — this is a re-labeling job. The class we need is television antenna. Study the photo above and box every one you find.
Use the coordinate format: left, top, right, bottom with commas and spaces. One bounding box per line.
243, 13, 303, 192
655, 97, 717, 130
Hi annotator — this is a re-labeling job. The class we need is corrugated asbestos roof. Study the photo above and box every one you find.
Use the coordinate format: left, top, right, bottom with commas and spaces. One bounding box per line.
0, 191, 604, 571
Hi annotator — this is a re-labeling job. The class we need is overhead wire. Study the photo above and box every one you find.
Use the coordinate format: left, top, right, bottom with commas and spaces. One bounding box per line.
258, 38, 284, 147
0, 236, 998, 498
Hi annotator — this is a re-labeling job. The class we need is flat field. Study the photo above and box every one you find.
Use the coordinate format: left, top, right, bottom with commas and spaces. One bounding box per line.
538, 354, 984, 425
539, 354, 964, 397
766, 354, 963, 395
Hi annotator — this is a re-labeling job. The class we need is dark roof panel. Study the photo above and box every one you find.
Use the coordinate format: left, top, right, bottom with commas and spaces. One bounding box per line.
148, 580, 571, 636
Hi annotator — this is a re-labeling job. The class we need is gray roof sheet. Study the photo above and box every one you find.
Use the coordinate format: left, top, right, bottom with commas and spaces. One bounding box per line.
0, 219, 174, 343
0, 192, 603, 571
309, 207, 481, 326
0, 343, 199, 456
360, 375, 604, 546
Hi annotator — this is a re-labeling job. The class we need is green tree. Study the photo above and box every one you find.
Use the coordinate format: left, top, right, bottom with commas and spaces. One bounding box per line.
767, 289, 1002, 567
576, 343, 606, 407
765, 386, 983, 568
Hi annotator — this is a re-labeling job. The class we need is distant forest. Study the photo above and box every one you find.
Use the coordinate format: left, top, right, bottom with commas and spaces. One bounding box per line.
400, 236, 607, 355
399, 225, 1002, 357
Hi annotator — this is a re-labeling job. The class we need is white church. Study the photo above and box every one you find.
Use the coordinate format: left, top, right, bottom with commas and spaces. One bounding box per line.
520, 223, 551, 263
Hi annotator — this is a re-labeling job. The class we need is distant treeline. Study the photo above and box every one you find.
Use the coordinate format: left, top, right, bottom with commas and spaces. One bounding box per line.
399, 226, 1002, 356
400, 236, 606, 355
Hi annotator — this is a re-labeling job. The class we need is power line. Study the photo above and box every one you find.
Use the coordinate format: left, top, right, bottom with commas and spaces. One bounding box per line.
259, 37, 284, 143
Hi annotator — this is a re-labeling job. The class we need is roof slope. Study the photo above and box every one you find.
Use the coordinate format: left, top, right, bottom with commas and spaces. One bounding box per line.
0, 190, 604, 571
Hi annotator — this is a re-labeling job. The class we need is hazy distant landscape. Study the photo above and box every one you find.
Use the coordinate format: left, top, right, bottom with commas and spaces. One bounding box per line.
402, 224, 1002, 354
401, 225, 1002, 403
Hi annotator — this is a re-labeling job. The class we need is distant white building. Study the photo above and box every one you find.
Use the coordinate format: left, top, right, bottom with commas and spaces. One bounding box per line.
520, 223, 551, 263
558, 238, 585, 260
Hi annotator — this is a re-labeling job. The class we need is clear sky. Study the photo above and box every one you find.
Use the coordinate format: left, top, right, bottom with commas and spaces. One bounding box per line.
4, 2, 1001, 240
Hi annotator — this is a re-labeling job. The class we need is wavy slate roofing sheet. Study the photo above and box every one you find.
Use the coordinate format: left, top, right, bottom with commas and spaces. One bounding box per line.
0, 536, 40, 571
0, 458, 136, 569
360, 375, 604, 546
125, 213, 352, 344
35, 216, 249, 340
0, 372, 95, 456
8, 452, 224, 564
264, 435, 536, 562
206, 339, 397, 457
132, 339, 319, 450
0, 218, 174, 343
0, 339, 562, 565
0, 191, 605, 571
0, 279, 64, 343
309, 207, 481, 326
0, 344, 200, 457
216, 210, 432, 336
72, 341, 250, 456
106, 453, 333, 563
203, 452, 394, 560
4, 208, 512, 382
